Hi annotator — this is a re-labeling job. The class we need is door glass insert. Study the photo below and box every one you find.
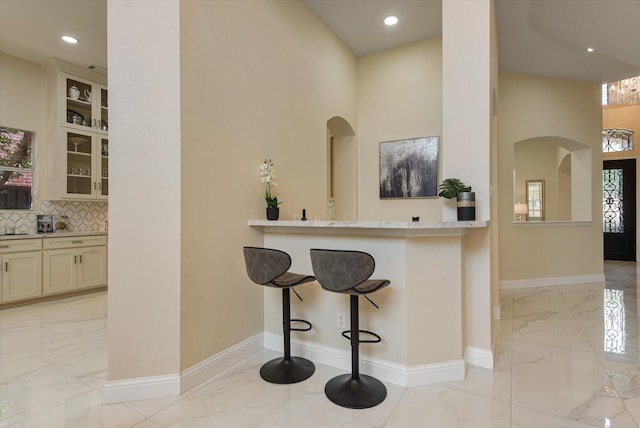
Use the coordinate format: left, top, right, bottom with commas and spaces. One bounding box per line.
602, 128, 633, 153
603, 168, 624, 233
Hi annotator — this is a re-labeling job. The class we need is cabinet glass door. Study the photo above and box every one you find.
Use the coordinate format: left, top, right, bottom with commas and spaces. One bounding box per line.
98, 87, 108, 133
66, 131, 93, 195
65, 77, 93, 131
100, 138, 108, 197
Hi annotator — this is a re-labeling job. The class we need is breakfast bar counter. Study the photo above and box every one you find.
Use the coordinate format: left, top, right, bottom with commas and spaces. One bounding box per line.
249, 219, 487, 236
249, 219, 490, 387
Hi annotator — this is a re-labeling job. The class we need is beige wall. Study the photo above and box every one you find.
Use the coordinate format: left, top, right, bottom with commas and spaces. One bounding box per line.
498, 72, 603, 282
0, 53, 48, 197
0, 53, 46, 136
357, 37, 443, 222
603, 104, 640, 141
178, 0, 357, 370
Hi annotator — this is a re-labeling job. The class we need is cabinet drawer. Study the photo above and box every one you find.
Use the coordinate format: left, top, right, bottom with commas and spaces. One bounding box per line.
43, 235, 107, 250
0, 239, 42, 253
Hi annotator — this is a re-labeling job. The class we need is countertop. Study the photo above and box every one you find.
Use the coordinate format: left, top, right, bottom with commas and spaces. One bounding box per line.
0, 231, 108, 241
248, 219, 489, 237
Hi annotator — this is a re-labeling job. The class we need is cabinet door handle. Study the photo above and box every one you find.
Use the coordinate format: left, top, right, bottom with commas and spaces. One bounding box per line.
74, 255, 77, 264
4, 262, 7, 272
93, 182, 97, 190
79, 255, 82, 264
72, 240, 82, 244
0, 245, 8, 249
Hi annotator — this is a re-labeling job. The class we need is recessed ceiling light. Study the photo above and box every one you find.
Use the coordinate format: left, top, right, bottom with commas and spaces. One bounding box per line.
62, 35, 78, 44
384, 16, 398, 26
586, 47, 594, 53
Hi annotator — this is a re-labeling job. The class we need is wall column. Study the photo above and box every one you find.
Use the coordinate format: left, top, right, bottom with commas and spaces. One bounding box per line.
442, 0, 495, 366
105, 0, 182, 402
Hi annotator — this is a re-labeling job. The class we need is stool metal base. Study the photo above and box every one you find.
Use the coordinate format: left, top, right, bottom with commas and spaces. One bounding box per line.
325, 374, 387, 409
260, 356, 315, 384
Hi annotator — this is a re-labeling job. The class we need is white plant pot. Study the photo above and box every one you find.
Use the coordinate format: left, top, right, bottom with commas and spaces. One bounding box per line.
442, 198, 457, 221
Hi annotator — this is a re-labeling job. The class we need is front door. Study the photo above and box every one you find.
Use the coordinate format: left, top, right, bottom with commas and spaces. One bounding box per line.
603, 159, 636, 260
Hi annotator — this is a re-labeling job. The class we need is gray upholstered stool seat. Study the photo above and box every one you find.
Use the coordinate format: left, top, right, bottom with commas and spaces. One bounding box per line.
243, 246, 316, 384
310, 248, 390, 409
271, 271, 315, 287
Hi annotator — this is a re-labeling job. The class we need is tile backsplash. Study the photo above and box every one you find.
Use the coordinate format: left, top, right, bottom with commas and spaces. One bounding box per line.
0, 201, 108, 234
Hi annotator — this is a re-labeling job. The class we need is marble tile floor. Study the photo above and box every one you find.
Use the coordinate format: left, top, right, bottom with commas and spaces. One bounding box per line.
0, 261, 638, 427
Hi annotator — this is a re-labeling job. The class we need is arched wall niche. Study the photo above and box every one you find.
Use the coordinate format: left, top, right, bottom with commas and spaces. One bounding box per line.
327, 116, 357, 220
557, 153, 572, 220
514, 136, 591, 221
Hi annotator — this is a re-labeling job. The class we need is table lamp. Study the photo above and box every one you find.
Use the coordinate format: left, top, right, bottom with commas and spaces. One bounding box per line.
514, 202, 528, 221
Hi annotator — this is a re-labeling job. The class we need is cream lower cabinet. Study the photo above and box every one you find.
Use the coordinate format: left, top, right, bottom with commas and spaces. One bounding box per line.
0, 239, 43, 302
43, 236, 107, 295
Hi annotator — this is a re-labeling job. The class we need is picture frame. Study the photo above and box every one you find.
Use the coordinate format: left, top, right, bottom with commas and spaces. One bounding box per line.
379, 136, 439, 198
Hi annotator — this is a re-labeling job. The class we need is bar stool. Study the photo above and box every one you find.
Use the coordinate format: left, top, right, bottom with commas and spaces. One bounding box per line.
242, 246, 316, 384
310, 249, 390, 409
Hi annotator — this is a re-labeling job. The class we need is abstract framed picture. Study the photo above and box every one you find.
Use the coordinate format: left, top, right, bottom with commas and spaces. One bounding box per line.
379, 136, 439, 198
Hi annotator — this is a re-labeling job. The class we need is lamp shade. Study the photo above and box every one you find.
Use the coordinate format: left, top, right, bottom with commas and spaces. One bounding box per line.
514, 202, 528, 215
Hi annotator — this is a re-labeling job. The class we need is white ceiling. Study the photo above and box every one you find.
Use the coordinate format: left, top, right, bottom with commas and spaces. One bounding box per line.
0, 0, 638, 84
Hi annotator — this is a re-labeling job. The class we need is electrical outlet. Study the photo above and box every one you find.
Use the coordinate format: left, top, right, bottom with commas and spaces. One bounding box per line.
336, 312, 346, 329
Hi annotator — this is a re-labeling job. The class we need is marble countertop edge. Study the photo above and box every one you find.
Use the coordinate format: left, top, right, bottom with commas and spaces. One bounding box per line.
0, 231, 107, 240
248, 220, 489, 229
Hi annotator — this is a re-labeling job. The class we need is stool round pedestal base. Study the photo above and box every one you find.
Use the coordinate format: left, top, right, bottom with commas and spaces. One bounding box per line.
260, 356, 315, 384
325, 374, 387, 409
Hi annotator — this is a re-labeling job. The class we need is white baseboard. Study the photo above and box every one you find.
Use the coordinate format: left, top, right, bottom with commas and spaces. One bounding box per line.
500, 273, 605, 290
104, 331, 485, 404
264, 332, 466, 387
404, 360, 466, 387
103, 374, 181, 404
103, 334, 263, 404
464, 346, 494, 370
180, 333, 263, 393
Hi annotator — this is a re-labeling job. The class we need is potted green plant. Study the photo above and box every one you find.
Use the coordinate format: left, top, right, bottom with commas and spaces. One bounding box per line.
438, 178, 475, 221
438, 178, 471, 199
260, 159, 283, 220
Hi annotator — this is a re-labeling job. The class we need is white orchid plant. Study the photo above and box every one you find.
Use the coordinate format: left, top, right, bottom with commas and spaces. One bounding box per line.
260, 159, 283, 207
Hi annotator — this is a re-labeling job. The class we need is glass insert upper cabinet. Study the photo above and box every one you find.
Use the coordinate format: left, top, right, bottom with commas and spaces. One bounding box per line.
61, 129, 108, 200
62, 74, 108, 135
99, 137, 108, 198
45, 62, 108, 201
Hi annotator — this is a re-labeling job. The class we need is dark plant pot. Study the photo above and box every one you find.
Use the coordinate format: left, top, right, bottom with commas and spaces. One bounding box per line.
266, 206, 279, 221
457, 192, 476, 221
